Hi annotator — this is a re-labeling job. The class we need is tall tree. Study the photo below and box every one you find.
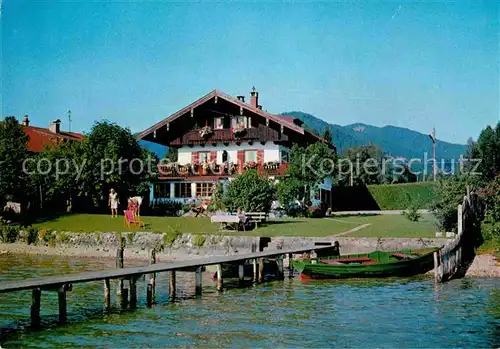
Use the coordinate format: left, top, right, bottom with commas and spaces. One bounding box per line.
0, 117, 30, 208
164, 147, 178, 162
339, 144, 384, 185
30, 141, 83, 212
279, 142, 337, 205
224, 169, 276, 212
472, 122, 500, 180
78, 121, 157, 210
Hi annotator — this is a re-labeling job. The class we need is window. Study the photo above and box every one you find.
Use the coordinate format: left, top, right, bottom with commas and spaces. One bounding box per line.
199, 152, 210, 163
280, 149, 290, 163
214, 117, 224, 130
231, 116, 247, 128
174, 183, 191, 198
196, 182, 214, 198
153, 183, 170, 198
245, 150, 257, 162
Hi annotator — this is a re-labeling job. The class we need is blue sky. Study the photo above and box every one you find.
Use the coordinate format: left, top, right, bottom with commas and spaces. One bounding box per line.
2, 1, 498, 144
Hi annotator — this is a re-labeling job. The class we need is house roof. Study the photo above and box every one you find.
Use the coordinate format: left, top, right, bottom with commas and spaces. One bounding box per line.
136, 89, 328, 145
23, 125, 84, 152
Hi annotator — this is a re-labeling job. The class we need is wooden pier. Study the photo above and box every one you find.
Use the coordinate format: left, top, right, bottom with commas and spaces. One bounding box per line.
0, 244, 334, 328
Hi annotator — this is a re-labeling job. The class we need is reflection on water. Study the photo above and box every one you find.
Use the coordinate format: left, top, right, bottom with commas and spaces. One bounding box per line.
0, 254, 499, 348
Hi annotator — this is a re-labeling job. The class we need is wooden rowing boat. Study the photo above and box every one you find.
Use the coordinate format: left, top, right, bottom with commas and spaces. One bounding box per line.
292, 248, 440, 279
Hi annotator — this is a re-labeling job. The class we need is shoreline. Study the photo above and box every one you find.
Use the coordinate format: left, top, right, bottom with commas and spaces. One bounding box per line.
1, 242, 499, 278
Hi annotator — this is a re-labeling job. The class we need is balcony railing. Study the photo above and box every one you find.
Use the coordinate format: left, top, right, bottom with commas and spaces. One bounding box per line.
157, 162, 289, 179
170, 126, 285, 146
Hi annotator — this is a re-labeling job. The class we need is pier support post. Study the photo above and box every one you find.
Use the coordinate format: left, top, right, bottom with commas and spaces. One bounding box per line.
129, 277, 137, 309
58, 286, 67, 323
433, 251, 439, 282
148, 249, 156, 306
253, 259, 257, 282
276, 255, 284, 280
238, 264, 244, 285
30, 288, 41, 328
116, 246, 125, 306
147, 284, 153, 308
288, 253, 293, 278
258, 258, 264, 283
195, 266, 203, 296
104, 278, 111, 311
169, 270, 176, 301
121, 281, 129, 309
216, 264, 223, 292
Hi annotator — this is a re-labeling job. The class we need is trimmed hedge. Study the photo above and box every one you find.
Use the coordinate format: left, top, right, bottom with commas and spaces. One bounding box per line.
367, 182, 438, 210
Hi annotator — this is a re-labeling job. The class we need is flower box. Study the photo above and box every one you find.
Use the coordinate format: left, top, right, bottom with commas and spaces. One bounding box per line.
232, 123, 246, 136
199, 126, 213, 138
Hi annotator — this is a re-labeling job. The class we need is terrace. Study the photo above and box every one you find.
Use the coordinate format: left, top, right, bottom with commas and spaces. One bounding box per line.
157, 162, 289, 179
169, 125, 287, 146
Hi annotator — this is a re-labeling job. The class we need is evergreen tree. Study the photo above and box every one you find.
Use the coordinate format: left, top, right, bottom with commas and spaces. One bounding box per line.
322, 127, 332, 145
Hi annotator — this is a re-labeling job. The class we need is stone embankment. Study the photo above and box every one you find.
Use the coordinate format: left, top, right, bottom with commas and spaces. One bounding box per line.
0, 231, 497, 277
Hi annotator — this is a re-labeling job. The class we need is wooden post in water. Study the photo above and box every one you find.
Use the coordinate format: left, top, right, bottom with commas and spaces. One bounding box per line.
58, 285, 67, 323
216, 264, 223, 292
195, 266, 203, 296
169, 270, 176, 301
30, 288, 41, 328
238, 264, 244, 285
116, 245, 124, 305
253, 259, 257, 282
258, 258, 264, 283
288, 253, 294, 278
147, 249, 156, 307
433, 252, 439, 282
104, 278, 111, 311
129, 277, 137, 309
276, 255, 284, 280
457, 204, 463, 236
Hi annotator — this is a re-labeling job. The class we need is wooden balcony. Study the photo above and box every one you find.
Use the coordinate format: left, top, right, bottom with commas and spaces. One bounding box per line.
157, 162, 289, 179
169, 125, 286, 146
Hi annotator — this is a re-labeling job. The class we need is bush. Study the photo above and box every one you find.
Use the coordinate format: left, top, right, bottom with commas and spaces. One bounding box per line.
1, 225, 19, 243
482, 223, 500, 241
286, 203, 308, 217
163, 226, 181, 247
58, 232, 70, 244
403, 204, 421, 222
192, 234, 206, 247
308, 201, 327, 218
181, 203, 191, 215
431, 175, 485, 232
25, 228, 38, 245
224, 169, 276, 212
39, 229, 56, 247
151, 199, 183, 216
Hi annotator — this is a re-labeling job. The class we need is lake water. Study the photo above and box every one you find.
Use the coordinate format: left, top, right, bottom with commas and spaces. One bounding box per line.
0, 254, 499, 348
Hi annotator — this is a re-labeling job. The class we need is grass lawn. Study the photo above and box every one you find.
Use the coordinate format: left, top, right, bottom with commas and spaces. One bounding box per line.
32, 213, 438, 238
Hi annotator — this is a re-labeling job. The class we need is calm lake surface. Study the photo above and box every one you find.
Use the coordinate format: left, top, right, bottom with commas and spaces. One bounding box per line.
0, 254, 499, 348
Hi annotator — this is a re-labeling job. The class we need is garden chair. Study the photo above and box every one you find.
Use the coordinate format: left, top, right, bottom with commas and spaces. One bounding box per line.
124, 210, 145, 228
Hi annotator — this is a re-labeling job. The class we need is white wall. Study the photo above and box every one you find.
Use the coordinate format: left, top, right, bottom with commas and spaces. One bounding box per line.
176, 142, 281, 164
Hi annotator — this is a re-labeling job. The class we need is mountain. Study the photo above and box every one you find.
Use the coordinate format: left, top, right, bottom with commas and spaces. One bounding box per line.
282, 111, 467, 160
139, 140, 167, 158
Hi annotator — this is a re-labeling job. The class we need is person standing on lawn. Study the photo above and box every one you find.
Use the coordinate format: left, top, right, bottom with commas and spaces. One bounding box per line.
109, 188, 119, 218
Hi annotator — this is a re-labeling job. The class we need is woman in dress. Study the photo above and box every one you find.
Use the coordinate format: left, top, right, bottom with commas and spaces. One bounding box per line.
109, 188, 119, 218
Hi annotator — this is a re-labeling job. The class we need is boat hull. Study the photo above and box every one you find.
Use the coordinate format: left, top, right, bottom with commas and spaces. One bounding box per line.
293, 249, 438, 279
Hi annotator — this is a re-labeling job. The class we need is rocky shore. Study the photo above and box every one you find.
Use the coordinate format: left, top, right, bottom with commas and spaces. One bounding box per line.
0, 231, 498, 277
